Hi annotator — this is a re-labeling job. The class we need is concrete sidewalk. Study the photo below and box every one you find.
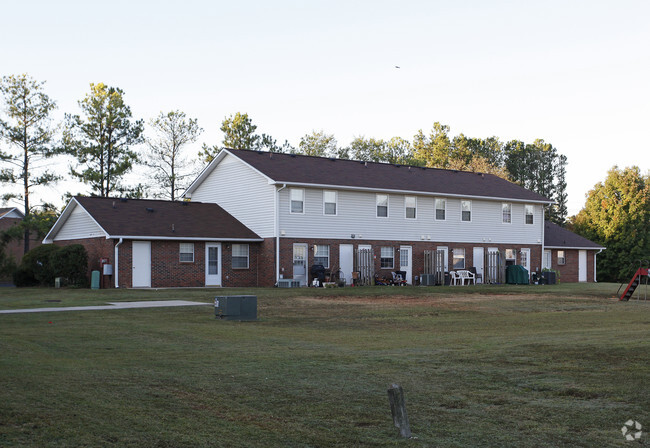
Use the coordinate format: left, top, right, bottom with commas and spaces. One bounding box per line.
0, 300, 211, 314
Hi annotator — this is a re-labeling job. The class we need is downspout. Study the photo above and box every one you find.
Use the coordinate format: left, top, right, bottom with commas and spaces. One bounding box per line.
595, 248, 603, 282
275, 184, 287, 285
114, 238, 123, 288
541, 205, 546, 270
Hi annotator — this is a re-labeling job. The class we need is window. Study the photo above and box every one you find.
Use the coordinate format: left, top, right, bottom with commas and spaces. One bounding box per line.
505, 249, 517, 261
452, 248, 465, 269
232, 244, 249, 269
435, 198, 446, 220
525, 205, 534, 224
323, 190, 337, 215
405, 196, 416, 219
461, 200, 472, 222
380, 247, 394, 268
502, 203, 512, 223
558, 250, 566, 265
376, 194, 388, 217
314, 245, 330, 268
179, 243, 194, 262
290, 188, 304, 214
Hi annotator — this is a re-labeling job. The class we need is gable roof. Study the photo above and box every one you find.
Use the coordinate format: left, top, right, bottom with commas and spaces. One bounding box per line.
544, 221, 604, 249
186, 149, 553, 204
44, 197, 261, 243
0, 207, 24, 219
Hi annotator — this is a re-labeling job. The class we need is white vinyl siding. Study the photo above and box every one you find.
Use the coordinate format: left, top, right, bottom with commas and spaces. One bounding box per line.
190, 153, 275, 237
279, 189, 544, 245
52, 205, 105, 241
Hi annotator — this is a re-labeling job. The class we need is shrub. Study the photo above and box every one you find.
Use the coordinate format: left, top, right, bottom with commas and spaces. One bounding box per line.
54, 244, 89, 287
12, 266, 38, 287
20, 244, 61, 286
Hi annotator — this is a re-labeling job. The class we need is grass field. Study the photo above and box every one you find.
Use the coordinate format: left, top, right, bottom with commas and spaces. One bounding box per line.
0, 283, 648, 447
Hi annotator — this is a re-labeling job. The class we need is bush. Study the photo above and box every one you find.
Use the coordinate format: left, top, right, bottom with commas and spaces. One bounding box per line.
54, 244, 89, 287
20, 244, 61, 286
12, 266, 38, 287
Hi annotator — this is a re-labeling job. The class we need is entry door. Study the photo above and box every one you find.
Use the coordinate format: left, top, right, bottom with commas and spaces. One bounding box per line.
437, 246, 449, 272
579, 250, 587, 282
293, 243, 308, 286
520, 248, 531, 279
399, 246, 412, 284
339, 244, 354, 286
132, 241, 151, 287
543, 250, 552, 269
205, 243, 222, 286
473, 247, 484, 283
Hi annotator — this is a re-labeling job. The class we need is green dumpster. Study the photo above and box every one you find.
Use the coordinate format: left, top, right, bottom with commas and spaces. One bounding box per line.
506, 265, 529, 284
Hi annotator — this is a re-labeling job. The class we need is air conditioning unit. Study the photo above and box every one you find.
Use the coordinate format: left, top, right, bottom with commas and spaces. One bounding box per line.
277, 279, 301, 288
420, 274, 437, 286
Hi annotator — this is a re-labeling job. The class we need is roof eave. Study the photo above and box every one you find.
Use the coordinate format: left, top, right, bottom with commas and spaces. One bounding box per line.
108, 235, 263, 242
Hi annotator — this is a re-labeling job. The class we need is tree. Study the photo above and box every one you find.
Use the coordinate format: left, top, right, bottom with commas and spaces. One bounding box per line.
144, 110, 202, 201
0, 74, 60, 253
64, 83, 144, 197
412, 122, 451, 168
347, 136, 417, 165
221, 112, 259, 150
571, 166, 649, 282
298, 131, 338, 157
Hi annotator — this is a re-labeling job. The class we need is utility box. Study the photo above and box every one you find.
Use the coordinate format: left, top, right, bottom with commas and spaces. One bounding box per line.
215, 295, 257, 321
91, 270, 100, 289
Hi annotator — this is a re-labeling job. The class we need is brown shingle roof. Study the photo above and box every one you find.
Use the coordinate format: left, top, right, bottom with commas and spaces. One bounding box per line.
544, 221, 604, 249
74, 197, 261, 240
227, 149, 552, 203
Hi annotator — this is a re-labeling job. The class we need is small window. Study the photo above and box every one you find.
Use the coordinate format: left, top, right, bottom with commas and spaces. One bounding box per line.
435, 198, 446, 220
558, 250, 566, 265
502, 203, 512, 224
179, 243, 194, 262
505, 249, 517, 261
452, 248, 465, 269
405, 196, 416, 219
290, 188, 304, 214
232, 244, 249, 269
314, 244, 330, 268
376, 194, 388, 218
380, 247, 394, 269
461, 200, 472, 222
323, 190, 337, 215
525, 205, 534, 224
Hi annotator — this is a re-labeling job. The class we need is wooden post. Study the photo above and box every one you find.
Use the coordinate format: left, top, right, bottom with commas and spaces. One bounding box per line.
387, 383, 411, 438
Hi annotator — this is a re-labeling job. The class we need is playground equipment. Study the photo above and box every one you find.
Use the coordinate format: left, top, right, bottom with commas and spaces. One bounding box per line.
619, 260, 649, 301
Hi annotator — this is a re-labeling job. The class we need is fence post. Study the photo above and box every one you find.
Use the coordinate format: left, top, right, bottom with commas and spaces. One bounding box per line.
387, 383, 411, 438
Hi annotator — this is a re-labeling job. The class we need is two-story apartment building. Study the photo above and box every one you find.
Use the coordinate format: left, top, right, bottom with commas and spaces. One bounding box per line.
43, 149, 603, 287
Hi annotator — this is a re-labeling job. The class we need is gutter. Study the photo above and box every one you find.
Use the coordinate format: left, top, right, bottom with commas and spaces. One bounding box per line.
595, 248, 604, 282
114, 238, 123, 288
275, 184, 287, 285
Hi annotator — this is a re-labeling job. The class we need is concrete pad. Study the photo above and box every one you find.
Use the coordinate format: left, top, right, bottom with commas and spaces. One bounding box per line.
0, 300, 211, 314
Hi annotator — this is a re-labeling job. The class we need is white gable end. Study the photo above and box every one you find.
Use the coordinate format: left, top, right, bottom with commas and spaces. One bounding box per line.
53, 205, 106, 241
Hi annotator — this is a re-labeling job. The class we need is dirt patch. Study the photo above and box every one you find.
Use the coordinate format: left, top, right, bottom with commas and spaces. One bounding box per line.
296, 294, 544, 307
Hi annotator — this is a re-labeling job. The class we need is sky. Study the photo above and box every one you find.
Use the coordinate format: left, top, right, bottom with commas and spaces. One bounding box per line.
1, 0, 649, 216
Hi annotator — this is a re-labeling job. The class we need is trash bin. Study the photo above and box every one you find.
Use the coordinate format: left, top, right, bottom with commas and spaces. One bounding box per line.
215, 296, 257, 321
91, 270, 100, 289
506, 265, 529, 284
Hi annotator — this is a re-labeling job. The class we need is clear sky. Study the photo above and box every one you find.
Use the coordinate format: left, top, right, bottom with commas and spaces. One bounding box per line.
2, 0, 649, 215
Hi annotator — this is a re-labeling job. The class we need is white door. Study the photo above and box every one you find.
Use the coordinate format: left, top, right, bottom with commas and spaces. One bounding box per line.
543, 250, 552, 270
339, 244, 354, 286
132, 241, 151, 288
205, 243, 222, 286
399, 246, 412, 284
437, 246, 449, 272
579, 250, 587, 282
293, 243, 308, 286
473, 247, 484, 283
520, 248, 531, 280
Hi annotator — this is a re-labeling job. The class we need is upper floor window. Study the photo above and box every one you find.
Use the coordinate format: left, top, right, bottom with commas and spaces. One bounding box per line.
558, 250, 566, 265
502, 203, 512, 223
232, 244, 249, 269
405, 196, 416, 219
525, 205, 534, 224
314, 244, 330, 268
435, 198, 446, 220
376, 194, 388, 218
323, 190, 337, 215
179, 243, 194, 262
461, 200, 472, 222
380, 247, 394, 268
290, 188, 304, 214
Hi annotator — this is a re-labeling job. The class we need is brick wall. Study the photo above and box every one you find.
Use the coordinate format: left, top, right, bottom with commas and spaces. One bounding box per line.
0, 217, 43, 271
548, 249, 597, 283
53, 237, 115, 288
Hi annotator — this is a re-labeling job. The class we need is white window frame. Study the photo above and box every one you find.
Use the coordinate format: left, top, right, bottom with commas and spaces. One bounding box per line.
376, 194, 389, 218
179, 243, 194, 262
461, 200, 472, 222
323, 190, 337, 216
314, 244, 330, 268
525, 205, 534, 225
558, 250, 566, 265
380, 247, 394, 269
232, 244, 249, 269
435, 198, 446, 221
290, 188, 305, 214
505, 249, 517, 261
405, 196, 416, 219
502, 203, 512, 224
452, 248, 465, 269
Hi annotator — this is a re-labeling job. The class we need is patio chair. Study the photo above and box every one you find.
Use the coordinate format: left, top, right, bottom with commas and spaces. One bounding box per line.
457, 270, 476, 285
449, 271, 461, 286
391, 271, 407, 286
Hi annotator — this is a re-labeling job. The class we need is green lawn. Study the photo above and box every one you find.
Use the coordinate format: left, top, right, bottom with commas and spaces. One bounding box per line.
0, 284, 648, 447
